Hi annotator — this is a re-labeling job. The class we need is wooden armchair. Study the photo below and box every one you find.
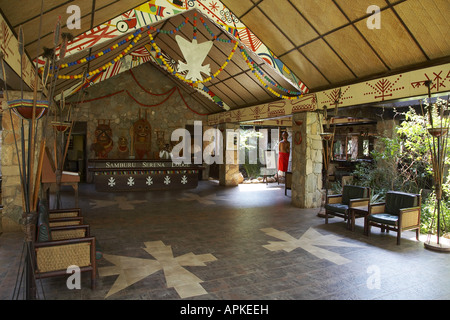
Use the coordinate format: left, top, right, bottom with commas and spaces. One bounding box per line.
325, 185, 370, 229
364, 191, 421, 245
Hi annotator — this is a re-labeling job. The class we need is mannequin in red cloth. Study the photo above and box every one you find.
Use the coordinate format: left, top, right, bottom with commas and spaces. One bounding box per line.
278, 131, 290, 180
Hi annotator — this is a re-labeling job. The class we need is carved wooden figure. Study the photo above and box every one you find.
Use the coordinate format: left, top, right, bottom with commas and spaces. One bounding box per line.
116, 136, 129, 159
133, 110, 152, 160
91, 120, 113, 159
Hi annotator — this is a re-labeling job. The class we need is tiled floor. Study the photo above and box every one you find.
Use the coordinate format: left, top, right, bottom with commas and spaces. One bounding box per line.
1, 180, 449, 301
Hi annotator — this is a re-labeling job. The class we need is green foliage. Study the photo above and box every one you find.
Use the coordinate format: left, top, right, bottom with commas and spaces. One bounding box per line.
353, 98, 450, 235
329, 180, 342, 195
353, 106, 434, 194
239, 128, 264, 179
421, 192, 450, 236
352, 161, 390, 202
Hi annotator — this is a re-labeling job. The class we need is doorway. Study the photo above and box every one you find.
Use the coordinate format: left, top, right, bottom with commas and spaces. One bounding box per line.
64, 122, 87, 182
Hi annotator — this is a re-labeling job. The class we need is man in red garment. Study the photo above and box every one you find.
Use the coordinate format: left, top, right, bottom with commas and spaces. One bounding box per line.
278, 131, 290, 180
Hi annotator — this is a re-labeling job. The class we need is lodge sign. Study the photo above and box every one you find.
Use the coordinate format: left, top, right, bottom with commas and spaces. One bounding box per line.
102, 161, 191, 168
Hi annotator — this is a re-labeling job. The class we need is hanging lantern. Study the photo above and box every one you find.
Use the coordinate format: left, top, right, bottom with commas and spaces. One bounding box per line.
320, 132, 334, 141
7, 99, 49, 120
51, 120, 72, 132
427, 127, 448, 137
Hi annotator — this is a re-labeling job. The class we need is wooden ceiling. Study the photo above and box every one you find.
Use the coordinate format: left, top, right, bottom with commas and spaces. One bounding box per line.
0, 0, 302, 113
222, 0, 450, 92
49, 9, 301, 113
1, 0, 449, 114
0, 0, 148, 60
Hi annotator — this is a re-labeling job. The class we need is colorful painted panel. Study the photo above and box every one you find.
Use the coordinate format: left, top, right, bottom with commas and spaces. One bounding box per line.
45, 1, 306, 105
0, 13, 35, 92
207, 94, 317, 125
316, 63, 450, 108
207, 63, 450, 125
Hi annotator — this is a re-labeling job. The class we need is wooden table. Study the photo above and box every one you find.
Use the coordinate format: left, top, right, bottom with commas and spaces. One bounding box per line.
349, 205, 369, 231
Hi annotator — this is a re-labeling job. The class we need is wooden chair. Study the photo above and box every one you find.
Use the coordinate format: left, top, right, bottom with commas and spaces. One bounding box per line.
34, 237, 97, 289
41, 147, 80, 207
325, 185, 370, 228
364, 191, 421, 245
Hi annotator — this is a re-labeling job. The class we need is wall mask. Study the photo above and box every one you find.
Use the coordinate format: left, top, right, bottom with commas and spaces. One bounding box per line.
132, 110, 152, 160
116, 135, 129, 159
91, 120, 113, 159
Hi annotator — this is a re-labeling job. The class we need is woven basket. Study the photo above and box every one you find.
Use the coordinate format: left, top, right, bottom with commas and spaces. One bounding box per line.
36, 242, 91, 273
49, 211, 79, 218
402, 210, 419, 228
49, 221, 81, 227
328, 196, 342, 204
51, 229, 86, 241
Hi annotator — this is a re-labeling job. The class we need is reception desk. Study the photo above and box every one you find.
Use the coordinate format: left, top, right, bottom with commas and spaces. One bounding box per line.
88, 159, 203, 192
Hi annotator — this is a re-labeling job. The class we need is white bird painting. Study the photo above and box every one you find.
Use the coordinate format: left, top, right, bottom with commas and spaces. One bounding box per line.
175, 35, 213, 82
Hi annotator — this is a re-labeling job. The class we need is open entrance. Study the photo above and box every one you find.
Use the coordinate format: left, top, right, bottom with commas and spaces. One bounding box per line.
200, 119, 293, 187
64, 121, 87, 182
239, 123, 292, 185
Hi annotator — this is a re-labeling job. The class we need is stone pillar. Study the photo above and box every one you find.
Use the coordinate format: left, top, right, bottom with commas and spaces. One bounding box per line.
291, 112, 323, 208
219, 123, 240, 186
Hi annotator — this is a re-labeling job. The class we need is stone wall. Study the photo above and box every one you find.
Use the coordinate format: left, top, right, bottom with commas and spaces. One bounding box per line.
291, 112, 323, 208
1, 62, 211, 232
69, 62, 210, 162
1, 91, 45, 232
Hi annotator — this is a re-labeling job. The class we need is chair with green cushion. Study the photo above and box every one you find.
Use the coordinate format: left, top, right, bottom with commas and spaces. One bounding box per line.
364, 191, 421, 245
324, 185, 371, 228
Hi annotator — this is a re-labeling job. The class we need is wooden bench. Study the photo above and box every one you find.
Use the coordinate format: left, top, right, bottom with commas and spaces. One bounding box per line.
33, 200, 97, 289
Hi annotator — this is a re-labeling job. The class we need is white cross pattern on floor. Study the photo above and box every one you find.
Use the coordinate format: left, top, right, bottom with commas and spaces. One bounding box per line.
98, 240, 217, 298
89, 196, 147, 210
261, 227, 363, 265
177, 192, 227, 205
